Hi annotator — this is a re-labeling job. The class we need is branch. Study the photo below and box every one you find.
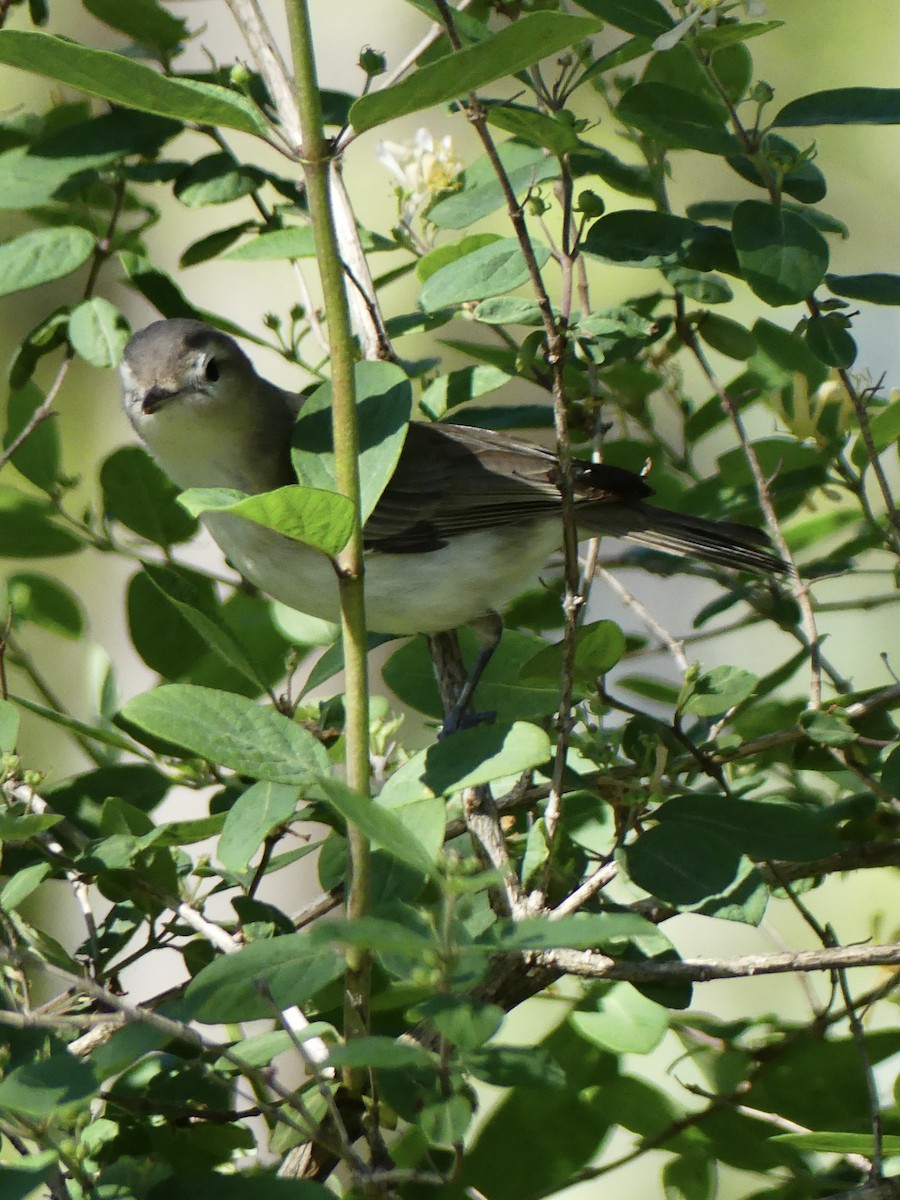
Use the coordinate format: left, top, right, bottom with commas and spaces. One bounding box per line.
224, 0, 390, 361
428, 631, 525, 919
430, 1, 581, 894
547, 941, 900, 985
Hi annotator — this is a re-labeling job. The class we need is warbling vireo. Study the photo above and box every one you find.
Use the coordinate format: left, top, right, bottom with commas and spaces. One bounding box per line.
120, 318, 787, 642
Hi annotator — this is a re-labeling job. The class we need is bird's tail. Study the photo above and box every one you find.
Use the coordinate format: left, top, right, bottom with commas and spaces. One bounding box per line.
579, 501, 790, 576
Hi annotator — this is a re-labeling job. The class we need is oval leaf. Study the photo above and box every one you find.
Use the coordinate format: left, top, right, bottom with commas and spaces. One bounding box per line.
0, 226, 93, 297
419, 237, 551, 311
179, 485, 355, 559
119, 684, 329, 780
68, 297, 131, 367
732, 200, 829, 306
350, 13, 601, 133
775, 87, 900, 127
0, 30, 269, 136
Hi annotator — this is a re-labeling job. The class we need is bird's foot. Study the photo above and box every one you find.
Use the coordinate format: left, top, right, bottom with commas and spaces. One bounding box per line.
438, 706, 497, 739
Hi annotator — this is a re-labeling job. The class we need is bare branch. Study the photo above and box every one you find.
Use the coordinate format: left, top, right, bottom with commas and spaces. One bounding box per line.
547, 941, 900, 985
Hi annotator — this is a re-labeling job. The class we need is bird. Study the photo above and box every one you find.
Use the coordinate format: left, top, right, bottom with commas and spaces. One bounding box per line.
120, 318, 787, 714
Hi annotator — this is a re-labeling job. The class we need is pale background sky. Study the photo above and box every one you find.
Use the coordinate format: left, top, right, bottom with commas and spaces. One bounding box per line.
1, 5, 899, 1194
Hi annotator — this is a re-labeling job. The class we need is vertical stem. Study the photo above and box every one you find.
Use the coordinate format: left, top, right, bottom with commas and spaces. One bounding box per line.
284, 0, 371, 1056
430, 1, 581, 898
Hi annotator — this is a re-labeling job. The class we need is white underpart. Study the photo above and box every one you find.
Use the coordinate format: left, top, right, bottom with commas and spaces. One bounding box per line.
207, 510, 562, 636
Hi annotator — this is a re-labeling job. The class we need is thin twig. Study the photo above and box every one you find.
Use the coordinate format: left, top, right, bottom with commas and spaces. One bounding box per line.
596, 566, 689, 673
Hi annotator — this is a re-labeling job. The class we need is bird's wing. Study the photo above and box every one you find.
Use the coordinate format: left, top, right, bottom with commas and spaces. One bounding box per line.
362, 422, 652, 553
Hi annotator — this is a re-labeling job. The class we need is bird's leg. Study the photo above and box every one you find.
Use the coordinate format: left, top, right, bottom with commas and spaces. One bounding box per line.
432, 612, 502, 737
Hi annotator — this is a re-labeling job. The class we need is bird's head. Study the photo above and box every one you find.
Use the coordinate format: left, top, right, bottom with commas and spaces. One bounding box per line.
119, 318, 291, 492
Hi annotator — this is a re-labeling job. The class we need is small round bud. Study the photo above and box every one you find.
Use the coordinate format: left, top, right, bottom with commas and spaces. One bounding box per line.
359, 47, 387, 77
229, 63, 252, 90
751, 80, 775, 105
576, 189, 605, 218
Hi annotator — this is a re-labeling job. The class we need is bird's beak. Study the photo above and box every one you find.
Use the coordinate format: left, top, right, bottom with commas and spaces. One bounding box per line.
140, 386, 180, 415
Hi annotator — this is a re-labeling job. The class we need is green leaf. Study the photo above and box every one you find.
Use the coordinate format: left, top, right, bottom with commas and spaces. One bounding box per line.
6, 572, 84, 638
68, 298, 131, 367
656, 796, 843, 861
291, 361, 412, 525
325, 1037, 434, 1071
727, 134, 827, 205
0, 486, 82, 558
0, 812, 62, 840
472, 296, 545, 326
317, 915, 434, 957
520, 620, 626, 691
0, 31, 269, 136
382, 630, 560, 723
224, 225, 390, 261
218, 782, 301, 876
624, 823, 744, 906
771, 1132, 900, 1156
2, 381, 60, 492
174, 153, 265, 207
800, 709, 857, 747
804, 314, 856, 369
583, 210, 704, 267
666, 268, 733, 304
82, 0, 187, 56
571, 982, 668, 1054
617, 83, 740, 155
419, 237, 551, 311
181, 222, 254, 267
413, 996, 503, 1052
119, 684, 329, 781
225, 225, 316, 260
11, 694, 135, 753
0, 1054, 98, 1117
0, 1152, 59, 1200
350, 13, 601, 132
0, 699, 20, 754
313, 777, 438, 874
682, 665, 757, 717
732, 200, 829, 306
418, 233, 499, 283
0, 226, 93, 297
520, 817, 549, 889
139, 562, 274, 692
696, 313, 757, 360
827, 272, 900, 305
662, 1155, 714, 1200
694, 21, 783, 49
419, 364, 510, 420
465, 1045, 567, 1089
378, 721, 551, 807
101, 446, 198, 547
419, 1094, 474, 1148
185, 933, 344, 1022
485, 104, 582, 156
19, 107, 181, 182
127, 567, 212, 681
428, 142, 560, 230
492, 911, 664, 953
179, 484, 354, 559
775, 87, 900, 127
571, 0, 673, 37
866, 400, 900, 455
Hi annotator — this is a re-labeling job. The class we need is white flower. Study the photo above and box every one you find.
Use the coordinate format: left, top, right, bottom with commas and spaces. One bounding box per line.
376, 128, 462, 220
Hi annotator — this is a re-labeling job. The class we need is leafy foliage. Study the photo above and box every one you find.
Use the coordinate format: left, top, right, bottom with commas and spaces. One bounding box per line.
0, 2, 898, 1199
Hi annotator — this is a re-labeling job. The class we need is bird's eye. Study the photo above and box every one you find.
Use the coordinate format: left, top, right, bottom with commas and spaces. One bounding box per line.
203, 357, 220, 383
